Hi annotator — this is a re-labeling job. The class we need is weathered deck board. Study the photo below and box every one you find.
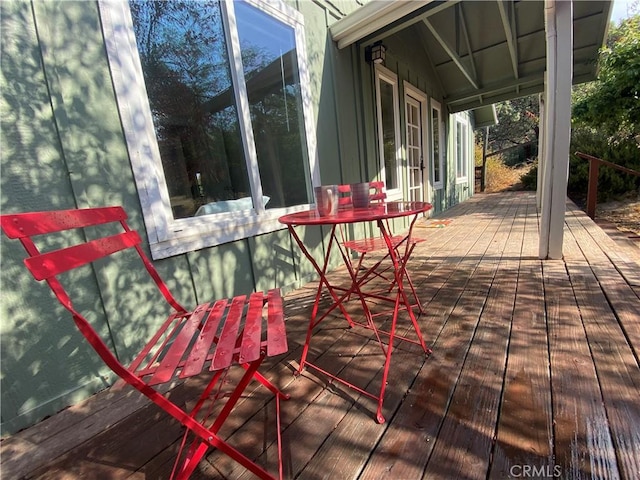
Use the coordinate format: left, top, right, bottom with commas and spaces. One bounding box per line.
2, 192, 639, 480
562, 262, 640, 479
490, 199, 550, 478
565, 207, 640, 361
543, 260, 620, 478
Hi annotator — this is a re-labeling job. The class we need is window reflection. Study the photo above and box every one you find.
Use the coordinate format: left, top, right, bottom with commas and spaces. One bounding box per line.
130, 0, 251, 219
380, 79, 398, 190
235, 1, 309, 209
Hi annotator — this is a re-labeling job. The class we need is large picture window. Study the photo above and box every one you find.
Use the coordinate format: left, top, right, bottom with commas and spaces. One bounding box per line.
101, 0, 317, 258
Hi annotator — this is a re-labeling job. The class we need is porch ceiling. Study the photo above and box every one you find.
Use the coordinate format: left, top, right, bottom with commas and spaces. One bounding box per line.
330, 0, 613, 113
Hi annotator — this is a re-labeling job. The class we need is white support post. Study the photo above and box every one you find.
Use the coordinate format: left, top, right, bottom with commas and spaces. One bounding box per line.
536, 91, 546, 209
539, 0, 573, 260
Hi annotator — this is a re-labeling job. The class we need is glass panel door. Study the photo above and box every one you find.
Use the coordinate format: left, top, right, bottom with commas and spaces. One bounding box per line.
405, 96, 423, 202
431, 101, 443, 189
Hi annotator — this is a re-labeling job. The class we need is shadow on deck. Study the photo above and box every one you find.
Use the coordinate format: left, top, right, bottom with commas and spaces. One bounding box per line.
2, 192, 639, 479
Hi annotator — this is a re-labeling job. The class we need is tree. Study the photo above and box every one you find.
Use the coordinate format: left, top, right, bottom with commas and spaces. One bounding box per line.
568, 10, 640, 201
487, 95, 540, 153
572, 10, 640, 140
478, 95, 540, 171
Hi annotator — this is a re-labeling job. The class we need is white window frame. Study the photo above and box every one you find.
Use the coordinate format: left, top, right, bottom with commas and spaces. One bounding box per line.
403, 82, 428, 202
100, 0, 319, 259
430, 99, 444, 190
374, 64, 402, 199
455, 113, 470, 184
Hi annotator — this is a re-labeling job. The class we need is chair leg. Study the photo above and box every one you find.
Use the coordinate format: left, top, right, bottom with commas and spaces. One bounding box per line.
172, 438, 209, 480
169, 352, 288, 480
173, 431, 279, 480
402, 270, 425, 314
399, 243, 425, 313
246, 366, 291, 400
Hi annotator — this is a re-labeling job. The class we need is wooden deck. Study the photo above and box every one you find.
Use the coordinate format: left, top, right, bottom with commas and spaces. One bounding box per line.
3, 191, 639, 479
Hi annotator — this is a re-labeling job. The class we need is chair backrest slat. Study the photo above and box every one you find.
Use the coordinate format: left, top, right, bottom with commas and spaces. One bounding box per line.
337, 181, 387, 206
1, 207, 127, 238
1, 206, 187, 322
25, 231, 141, 281
337, 184, 352, 206
368, 181, 386, 202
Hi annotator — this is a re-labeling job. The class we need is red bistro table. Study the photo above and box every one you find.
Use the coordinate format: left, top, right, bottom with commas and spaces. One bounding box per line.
279, 201, 433, 423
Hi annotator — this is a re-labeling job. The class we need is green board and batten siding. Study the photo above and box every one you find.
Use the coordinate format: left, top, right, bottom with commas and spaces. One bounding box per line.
0, 0, 472, 435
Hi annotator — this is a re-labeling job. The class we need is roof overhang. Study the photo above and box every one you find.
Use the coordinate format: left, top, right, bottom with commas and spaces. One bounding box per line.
330, 0, 613, 113
330, 1, 437, 49
472, 105, 499, 128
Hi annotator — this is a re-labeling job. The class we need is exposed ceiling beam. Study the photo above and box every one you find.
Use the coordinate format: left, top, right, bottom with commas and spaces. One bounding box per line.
447, 83, 544, 113
457, 3, 479, 87
446, 72, 543, 105
423, 17, 479, 90
497, 0, 519, 79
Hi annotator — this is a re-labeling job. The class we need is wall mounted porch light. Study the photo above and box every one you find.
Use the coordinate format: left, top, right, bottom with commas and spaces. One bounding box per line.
365, 41, 386, 65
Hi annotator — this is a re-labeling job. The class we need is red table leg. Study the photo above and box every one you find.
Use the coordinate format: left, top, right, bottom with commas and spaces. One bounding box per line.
285, 211, 431, 423
287, 225, 371, 373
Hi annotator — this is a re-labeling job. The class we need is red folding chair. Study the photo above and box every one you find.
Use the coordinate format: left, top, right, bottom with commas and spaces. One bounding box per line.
339, 181, 425, 312
1, 207, 290, 479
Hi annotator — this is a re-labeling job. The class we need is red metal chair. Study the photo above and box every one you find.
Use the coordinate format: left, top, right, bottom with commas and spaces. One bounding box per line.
339, 182, 425, 312
1, 206, 289, 480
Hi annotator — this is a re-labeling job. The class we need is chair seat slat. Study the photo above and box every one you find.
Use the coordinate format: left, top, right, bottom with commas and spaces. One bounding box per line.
211, 296, 245, 370
122, 311, 183, 384
239, 292, 265, 364
26, 231, 141, 280
180, 299, 227, 378
343, 235, 426, 254
148, 303, 210, 386
343, 235, 404, 254
267, 289, 288, 357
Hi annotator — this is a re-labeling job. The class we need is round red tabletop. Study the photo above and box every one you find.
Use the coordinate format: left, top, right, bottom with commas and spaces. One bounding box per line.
278, 201, 433, 226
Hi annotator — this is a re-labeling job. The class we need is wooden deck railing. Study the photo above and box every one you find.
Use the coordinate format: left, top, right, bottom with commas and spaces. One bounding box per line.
575, 151, 640, 219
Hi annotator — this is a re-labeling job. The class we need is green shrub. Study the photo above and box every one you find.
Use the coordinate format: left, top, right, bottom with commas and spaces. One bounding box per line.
504, 142, 538, 167
569, 127, 640, 202
520, 161, 538, 190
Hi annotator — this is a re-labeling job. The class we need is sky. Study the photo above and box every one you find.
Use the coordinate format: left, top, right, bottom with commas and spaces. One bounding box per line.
611, 0, 635, 23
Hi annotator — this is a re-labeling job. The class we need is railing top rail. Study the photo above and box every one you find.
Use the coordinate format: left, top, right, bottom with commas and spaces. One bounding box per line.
575, 151, 640, 177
